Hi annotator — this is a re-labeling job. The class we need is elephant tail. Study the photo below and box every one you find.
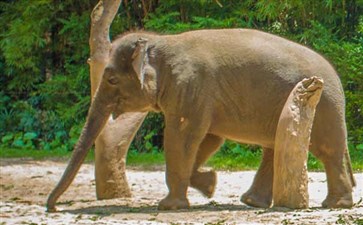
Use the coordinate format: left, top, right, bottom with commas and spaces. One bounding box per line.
345, 149, 356, 187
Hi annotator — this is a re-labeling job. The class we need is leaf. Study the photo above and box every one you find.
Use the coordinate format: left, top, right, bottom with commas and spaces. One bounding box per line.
145, 141, 153, 151
1, 134, 14, 143
12, 139, 25, 148
23, 132, 38, 140
356, 144, 363, 151
41, 142, 51, 151
231, 144, 243, 155
144, 130, 156, 141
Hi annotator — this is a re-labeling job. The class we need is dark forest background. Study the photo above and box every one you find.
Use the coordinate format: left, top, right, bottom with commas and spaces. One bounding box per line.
1, 0, 362, 158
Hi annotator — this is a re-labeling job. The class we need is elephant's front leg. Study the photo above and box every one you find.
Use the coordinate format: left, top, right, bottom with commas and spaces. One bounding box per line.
158, 115, 208, 210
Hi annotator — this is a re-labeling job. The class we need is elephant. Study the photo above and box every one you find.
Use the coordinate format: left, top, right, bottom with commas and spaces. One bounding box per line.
47, 28, 356, 211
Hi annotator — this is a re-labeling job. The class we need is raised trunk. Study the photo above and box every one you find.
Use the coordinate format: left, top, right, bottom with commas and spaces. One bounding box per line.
46, 91, 113, 212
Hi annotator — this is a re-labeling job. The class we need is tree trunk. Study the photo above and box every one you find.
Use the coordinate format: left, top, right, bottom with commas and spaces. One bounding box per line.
94, 112, 146, 199
273, 77, 324, 209
88, 0, 147, 200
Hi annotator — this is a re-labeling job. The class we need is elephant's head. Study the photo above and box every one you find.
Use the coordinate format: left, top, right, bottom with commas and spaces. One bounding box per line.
46, 35, 158, 212
107, 36, 158, 117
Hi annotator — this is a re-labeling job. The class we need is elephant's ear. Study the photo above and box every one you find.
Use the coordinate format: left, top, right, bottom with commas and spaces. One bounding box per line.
132, 38, 149, 89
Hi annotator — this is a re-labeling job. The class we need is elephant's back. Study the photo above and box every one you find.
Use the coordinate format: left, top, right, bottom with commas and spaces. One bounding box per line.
166, 29, 341, 85
171, 29, 343, 100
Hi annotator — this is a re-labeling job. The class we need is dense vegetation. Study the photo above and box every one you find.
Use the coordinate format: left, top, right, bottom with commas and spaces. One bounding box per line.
1, 1, 362, 164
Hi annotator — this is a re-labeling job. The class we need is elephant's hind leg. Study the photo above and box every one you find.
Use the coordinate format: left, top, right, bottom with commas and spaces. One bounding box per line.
310, 100, 354, 208
190, 134, 224, 198
241, 148, 273, 208
311, 144, 354, 208
321, 158, 353, 208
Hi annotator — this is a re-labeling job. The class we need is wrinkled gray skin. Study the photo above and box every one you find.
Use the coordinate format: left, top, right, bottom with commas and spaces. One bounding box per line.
47, 29, 355, 211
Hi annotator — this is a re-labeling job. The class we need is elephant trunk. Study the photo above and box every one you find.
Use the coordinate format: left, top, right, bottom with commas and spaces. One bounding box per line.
46, 90, 115, 212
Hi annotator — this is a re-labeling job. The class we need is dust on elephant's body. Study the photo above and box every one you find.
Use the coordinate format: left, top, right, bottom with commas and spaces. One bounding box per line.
47, 29, 355, 211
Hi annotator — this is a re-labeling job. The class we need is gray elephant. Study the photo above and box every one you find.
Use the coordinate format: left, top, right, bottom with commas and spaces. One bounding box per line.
47, 29, 355, 211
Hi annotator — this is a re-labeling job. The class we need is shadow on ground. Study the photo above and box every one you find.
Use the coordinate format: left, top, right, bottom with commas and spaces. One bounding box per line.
63, 203, 259, 215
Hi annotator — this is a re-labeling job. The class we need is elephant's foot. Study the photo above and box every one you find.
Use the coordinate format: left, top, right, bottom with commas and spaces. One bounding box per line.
322, 194, 353, 208
241, 190, 272, 208
158, 195, 190, 210
190, 170, 217, 198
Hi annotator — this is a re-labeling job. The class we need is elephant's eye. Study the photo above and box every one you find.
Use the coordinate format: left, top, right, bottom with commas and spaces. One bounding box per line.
108, 76, 119, 85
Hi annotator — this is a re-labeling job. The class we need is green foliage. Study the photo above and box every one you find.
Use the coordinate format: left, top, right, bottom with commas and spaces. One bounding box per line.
132, 113, 164, 153
296, 19, 363, 147
126, 152, 165, 169
0, 0, 362, 168
0, 0, 95, 150
210, 141, 262, 170
348, 142, 363, 171
1, 0, 51, 75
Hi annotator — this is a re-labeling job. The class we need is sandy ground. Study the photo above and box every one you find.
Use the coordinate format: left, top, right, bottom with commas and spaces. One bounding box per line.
0, 159, 362, 225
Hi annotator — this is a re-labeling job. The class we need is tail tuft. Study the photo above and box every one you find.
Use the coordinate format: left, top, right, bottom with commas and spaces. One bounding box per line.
345, 150, 356, 187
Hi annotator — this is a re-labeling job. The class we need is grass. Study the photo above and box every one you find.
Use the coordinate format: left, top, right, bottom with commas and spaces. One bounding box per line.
127, 150, 165, 168
0, 148, 95, 162
347, 146, 363, 172
208, 152, 332, 171
206, 150, 262, 171
0, 147, 362, 172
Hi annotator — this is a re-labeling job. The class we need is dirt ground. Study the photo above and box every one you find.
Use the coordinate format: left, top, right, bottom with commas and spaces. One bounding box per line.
0, 159, 362, 225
